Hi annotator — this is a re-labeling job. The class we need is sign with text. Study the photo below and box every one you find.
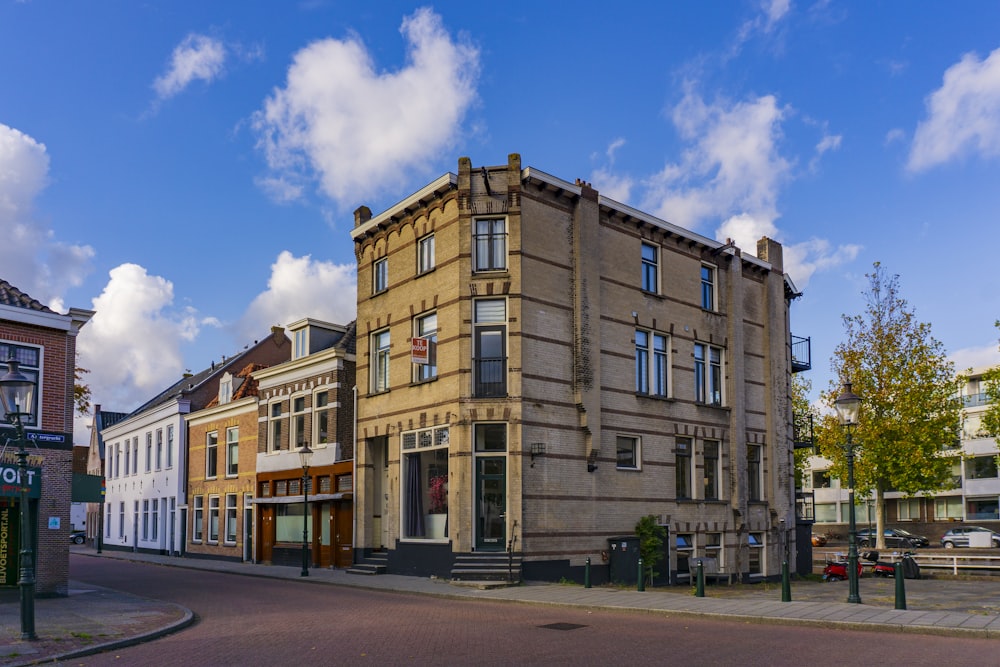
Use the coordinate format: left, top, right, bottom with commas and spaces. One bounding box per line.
0, 504, 18, 586
0, 458, 42, 499
411, 337, 430, 365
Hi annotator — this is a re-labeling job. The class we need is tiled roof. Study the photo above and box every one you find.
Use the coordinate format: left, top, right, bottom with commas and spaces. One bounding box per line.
0, 279, 56, 313
203, 362, 265, 409
337, 320, 357, 355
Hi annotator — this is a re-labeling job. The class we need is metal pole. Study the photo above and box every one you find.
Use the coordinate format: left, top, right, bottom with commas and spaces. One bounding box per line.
695, 560, 705, 597
301, 468, 309, 577
894, 557, 906, 610
846, 427, 861, 604
637, 557, 644, 591
781, 559, 791, 602
16, 425, 37, 640
584, 557, 591, 588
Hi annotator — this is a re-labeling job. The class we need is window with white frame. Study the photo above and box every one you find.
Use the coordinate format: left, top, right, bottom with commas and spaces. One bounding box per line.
934, 496, 962, 520
700, 264, 717, 311
641, 242, 659, 293
313, 391, 329, 445
208, 496, 220, 543
132, 438, 138, 474
747, 533, 764, 575
676, 534, 693, 579
106, 503, 112, 537
166, 427, 173, 468
0, 342, 40, 426
142, 499, 150, 540
293, 329, 308, 360
118, 502, 125, 538
156, 429, 163, 470
206, 432, 218, 479
373, 257, 388, 293
401, 425, 450, 540
676, 437, 692, 499
694, 343, 723, 406
123, 443, 129, 477
151, 499, 159, 540
418, 233, 435, 274
747, 444, 762, 501
616, 435, 640, 470
113, 444, 120, 479
898, 498, 921, 521
635, 329, 669, 397
145, 433, 152, 472
814, 503, 837, 523
269, 402, 284, 452
226, 427, 239, 476
291, 396, 308, 449
414, 312, 438, 382
219, 372, 233, 403
372, 329, 391, 393
473, 299, 506, 397
703, 440, 720, 500
473, 218, 507, 272
705, 532, 723, 567
225, 493, 238, 544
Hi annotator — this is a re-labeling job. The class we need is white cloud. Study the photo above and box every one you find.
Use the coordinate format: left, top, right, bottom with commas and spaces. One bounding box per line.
950, 342, 1000, 374
252, 7, 480, 206
76, 264, 202, 411
590, 138, 634, 203
908, 46, 1000, 172
884, 128, 905, 145
782, 237, 862, 287
0, 123, 94, 307
238, 251, 357, 340
729, 0, 792, 58
153, 34, 227, 100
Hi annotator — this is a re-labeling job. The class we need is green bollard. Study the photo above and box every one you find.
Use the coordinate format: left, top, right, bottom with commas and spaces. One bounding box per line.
585, 557, 591, 589
781, 560, 791, 602
695, 560, 705, 597
894, 559, 907, 610
637, 557, 645, 591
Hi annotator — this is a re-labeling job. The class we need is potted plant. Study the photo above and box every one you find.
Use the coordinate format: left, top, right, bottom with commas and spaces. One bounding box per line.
425, 474, 448, 538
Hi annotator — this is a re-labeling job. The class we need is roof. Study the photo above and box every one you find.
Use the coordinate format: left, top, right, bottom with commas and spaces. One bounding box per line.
202, 362, 265, 409
0, 278, 56, 313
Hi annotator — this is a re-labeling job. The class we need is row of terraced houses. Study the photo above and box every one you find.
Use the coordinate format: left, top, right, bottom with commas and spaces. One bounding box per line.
85, 154, 812, 585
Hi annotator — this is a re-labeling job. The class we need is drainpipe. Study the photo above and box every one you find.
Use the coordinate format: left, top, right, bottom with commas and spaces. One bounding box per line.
352, 384, 358, 564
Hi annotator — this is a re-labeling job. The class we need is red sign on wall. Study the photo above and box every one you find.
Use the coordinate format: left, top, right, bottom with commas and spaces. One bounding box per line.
411, 337, 430, 365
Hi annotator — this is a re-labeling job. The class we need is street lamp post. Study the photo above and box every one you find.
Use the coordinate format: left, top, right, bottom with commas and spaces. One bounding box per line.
834, 381, 862, 605
0, 359, 39, 640
299, 445, 313, 577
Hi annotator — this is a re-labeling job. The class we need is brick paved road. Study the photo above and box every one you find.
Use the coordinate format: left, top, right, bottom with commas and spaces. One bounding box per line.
68, 558, 995, 666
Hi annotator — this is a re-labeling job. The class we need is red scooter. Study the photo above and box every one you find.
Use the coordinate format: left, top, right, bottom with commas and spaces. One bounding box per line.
822, 553, 863, 581
869, 551, 921, 579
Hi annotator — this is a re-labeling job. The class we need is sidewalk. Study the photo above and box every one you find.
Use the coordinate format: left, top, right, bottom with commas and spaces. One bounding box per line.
4, 548, 1000, 665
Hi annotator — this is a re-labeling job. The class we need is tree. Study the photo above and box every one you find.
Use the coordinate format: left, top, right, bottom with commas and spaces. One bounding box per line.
814, 263, 962, 550
634, 514, 666, 586
792, 374, 814, 487
980, 321, 1000, 440
74, 363, 92, 417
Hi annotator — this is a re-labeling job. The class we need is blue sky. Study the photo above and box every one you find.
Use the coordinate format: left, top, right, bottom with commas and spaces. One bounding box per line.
2, 1, 999, 441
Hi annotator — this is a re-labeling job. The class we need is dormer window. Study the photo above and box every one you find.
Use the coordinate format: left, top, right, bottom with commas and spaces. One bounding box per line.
218, 372, 233, 404
294, 328, 308, 360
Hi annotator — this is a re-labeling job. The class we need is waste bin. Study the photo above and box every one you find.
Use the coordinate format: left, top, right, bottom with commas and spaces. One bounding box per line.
607, 536, 640, 585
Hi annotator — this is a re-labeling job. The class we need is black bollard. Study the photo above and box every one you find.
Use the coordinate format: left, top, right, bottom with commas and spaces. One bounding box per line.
637, 557, 645, 591
894, 559, 906, 610
781, 559, 791, 602
695, 560, 705, 597
585, 557, 591, 589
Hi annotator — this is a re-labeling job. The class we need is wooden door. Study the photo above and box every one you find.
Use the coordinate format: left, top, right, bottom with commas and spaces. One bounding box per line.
258, 505, 274, 563
335, 502, 353, 567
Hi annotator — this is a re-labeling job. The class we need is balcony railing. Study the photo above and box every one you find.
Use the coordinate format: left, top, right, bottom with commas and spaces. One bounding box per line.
791, 335, 811, 373
474, 357, 507, 398
793, 412, 814, 449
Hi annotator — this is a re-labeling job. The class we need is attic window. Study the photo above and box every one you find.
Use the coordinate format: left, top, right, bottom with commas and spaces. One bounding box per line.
294, 329, 308, 360
218, 372, 233, 404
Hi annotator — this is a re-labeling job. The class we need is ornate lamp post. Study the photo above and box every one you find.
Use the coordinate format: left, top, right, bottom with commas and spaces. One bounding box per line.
0, 359, 39, 640
834, 381, 862, 604
299, 444, 313, 577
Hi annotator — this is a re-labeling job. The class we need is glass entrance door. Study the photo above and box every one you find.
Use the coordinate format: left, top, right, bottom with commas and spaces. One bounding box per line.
476, 457, 506, 550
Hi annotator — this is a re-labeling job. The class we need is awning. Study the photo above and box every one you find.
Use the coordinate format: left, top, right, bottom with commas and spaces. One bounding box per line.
252, 492, 353, 505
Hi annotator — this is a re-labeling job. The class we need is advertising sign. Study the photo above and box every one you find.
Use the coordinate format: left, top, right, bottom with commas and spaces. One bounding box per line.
411, 337, 430, 365
0, 504, 18, 586
0, 455, 42, 499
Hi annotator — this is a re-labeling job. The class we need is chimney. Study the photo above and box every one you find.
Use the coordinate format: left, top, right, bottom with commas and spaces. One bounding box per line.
354, 206, 372, 227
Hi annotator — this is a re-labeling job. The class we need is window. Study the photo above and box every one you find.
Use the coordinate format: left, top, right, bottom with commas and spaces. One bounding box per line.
269, 402, 284, 452
641, 242, 658, 293
219, 372, 233, 403
401, 425, 451, 540
145, 433, 152, 472
142, 500, 150, 540
156, 429, 163, 470
151, 498, 159, 540
898, 498, 921, 521
814, 503, 837, 523
694, 343, 723, 406
193, 497, 204, 541
414, 312, 438, 382
703, 440, 719, 500
123, 442, 129, 477
473, 218, 506, 272
225, 494, 238, 544
676, 438, 692, 499
118, 502, 125, 538
705, 532, 722, 567
934, 496, 962, 520
0, 343, 40, 426
166, 427, 173, 468
811, 470, 831, 488
132, 438, 139, 475
418, 234, 435, 274
206, 432, 218, 479
747, 533, 764, 575
616, 435, 640, 470
474, 299, 506, 397
226, 427, 239, 476
208, 496, 220, 543
292, 396, 308, 449
373, 257, 388, 293
747, 444, 762, 501
676, 534, 693, 579
313, 392, 329, 445
293, 329, 308, 359
113, 444, 120, 479
966, 456, 998, 479
106, 503, 112, 537
635, 330, 669, 397
701, 264, 717, 311
967, 497, 999, 521
372, 329, 391, 393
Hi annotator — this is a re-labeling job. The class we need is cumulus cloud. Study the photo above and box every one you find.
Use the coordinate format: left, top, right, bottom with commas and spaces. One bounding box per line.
730, 0, 792, 58
238, 251, 357, 340
76, 264, 207, 411
0, 123, 94, 306
908, 46, 1000, 172
252, 7, 480, 206
589, 138, 634, 203
153, 33, 227, 100
951, 342, 1000, 373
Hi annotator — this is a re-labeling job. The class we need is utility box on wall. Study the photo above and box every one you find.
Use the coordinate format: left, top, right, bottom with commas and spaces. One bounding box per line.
607, 536, 640, 585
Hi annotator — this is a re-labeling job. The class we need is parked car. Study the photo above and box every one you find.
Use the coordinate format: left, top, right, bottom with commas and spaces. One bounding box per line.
69, 530, 85, 545
856, 528, 929, 548
811, 533, 828, 547
940, 526, 1000, 548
